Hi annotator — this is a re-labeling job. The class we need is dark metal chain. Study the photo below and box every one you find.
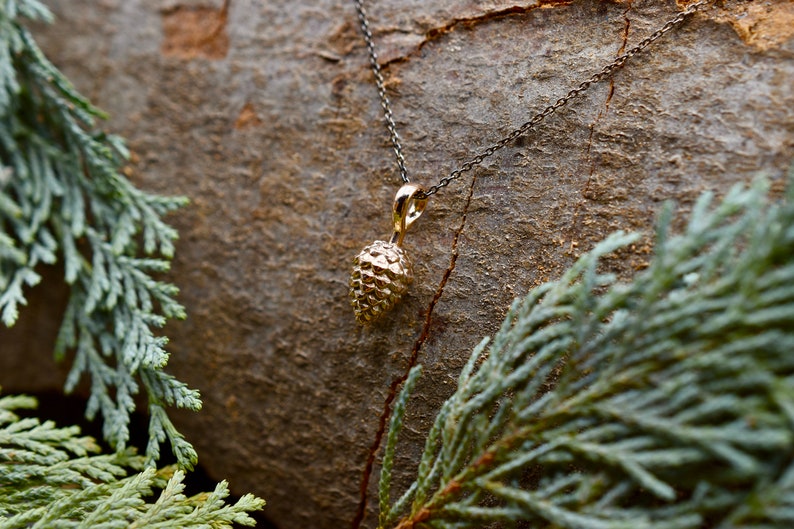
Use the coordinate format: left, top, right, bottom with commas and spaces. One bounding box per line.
354, 0, 710, 197
353, 0, 409, 183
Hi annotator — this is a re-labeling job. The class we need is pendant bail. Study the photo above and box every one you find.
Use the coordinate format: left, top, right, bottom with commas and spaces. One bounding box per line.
390, 184, 427, 246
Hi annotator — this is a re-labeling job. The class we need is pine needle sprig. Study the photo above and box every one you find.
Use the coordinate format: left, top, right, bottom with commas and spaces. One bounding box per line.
379, 176, 794, 529
0, 392, 143, 517
0, 1, 199, 467
0, 392, 265, 528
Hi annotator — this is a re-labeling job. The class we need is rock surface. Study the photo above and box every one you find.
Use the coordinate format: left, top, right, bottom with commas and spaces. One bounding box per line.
2, 1, 793, 528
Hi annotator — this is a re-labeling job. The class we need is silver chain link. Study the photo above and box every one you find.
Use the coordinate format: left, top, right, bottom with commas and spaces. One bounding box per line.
354, 0, 710, 197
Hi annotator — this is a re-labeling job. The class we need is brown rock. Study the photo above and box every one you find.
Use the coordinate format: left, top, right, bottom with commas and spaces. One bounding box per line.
2, 1, 793, 528
161, 0, 230, 60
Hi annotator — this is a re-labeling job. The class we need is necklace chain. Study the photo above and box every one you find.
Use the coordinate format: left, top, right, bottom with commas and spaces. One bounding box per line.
354, 0, 710, 198
353, 0, 409, 184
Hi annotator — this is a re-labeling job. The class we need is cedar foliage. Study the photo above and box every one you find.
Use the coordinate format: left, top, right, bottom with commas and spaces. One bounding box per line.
0, 4, 266, 524
0, 392, 264, 527
380, 177, 794, 528
0, 0, 199, 467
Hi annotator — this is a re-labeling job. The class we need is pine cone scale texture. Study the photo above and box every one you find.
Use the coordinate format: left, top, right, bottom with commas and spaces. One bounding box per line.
350, 240, 413, 324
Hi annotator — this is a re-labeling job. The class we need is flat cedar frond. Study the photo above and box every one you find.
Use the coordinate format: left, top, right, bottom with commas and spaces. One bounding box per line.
0, 1, 199, 466
0, 393, 265, 527
380, 177, 794, 529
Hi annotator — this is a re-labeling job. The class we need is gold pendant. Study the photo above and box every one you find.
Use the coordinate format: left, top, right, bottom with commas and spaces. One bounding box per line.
350, 184, 428, 325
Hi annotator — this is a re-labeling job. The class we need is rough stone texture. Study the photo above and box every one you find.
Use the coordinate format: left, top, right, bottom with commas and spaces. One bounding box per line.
1, 1, 793, 528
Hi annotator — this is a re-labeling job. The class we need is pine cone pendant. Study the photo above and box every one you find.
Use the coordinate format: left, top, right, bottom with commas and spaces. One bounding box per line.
350, 241, 413, 324
350, 184, 428, 325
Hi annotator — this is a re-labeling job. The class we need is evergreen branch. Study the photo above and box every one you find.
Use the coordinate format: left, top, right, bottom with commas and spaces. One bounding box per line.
0, 1, 197, 465
380, 365, 423, 528
380, 176, 794, 529
0, 393, 265, 527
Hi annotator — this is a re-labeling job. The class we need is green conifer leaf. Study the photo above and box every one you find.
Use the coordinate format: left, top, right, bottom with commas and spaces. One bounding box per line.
0, 393, 263, 527
0, 0, 197, 466
379, 176, 794, 529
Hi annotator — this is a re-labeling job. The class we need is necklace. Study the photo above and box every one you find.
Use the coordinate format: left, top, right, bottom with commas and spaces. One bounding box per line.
349, 0, 711, 325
